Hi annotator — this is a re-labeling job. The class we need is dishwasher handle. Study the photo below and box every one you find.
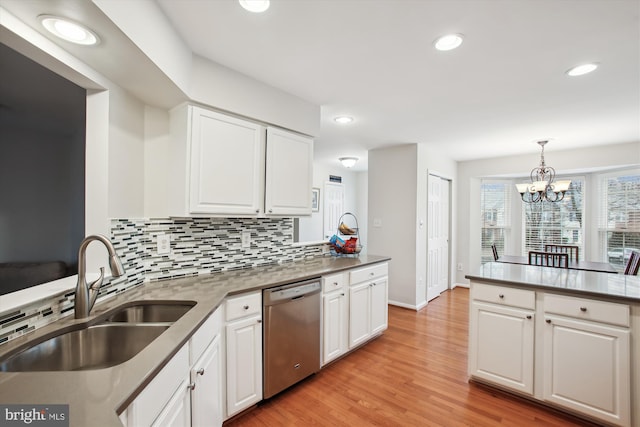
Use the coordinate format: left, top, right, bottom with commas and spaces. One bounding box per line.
263, 279, 321, 306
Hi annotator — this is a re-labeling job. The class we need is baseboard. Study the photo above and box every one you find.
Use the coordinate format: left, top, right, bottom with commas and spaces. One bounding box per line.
453, 282, 470, 289
388, 300, 420, 310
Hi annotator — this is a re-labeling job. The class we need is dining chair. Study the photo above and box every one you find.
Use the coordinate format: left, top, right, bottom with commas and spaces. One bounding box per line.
544, 244, 579, 261
491, 244, 499, 261
624, 251, 640, 276
528, 251, 569, 268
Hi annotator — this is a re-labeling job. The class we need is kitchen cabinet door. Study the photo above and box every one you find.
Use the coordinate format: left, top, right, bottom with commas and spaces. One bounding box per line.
469, 301, 534, 395
369, 278, 388, 336
264, 127, 313, 216
188, 107, 265, 215
323, 289, 349, 365
151, 377, 191, 427
349, 281, 371, 349
191, 334, 223, 427
543, 314, 630, 426
226, 314, 263, 418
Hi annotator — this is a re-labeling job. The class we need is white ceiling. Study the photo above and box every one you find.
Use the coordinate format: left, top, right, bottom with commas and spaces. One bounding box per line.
156, 0, 640, 170
1, 0, 638, 172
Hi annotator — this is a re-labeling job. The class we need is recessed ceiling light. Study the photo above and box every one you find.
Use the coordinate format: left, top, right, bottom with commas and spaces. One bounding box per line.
39, 15, 99, 46
434, 34, 464, 51
566, 63, 599, 76
239, 0, 270, 13
334, 116, 354, 124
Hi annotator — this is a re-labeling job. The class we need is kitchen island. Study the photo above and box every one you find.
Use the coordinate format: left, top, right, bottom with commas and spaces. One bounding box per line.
466, 262, 640, 427
0, 254, 390, 427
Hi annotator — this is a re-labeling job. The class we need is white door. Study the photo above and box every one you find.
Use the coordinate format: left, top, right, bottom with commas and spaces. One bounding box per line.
427, 174, 451, 301
324, 182, 344, 239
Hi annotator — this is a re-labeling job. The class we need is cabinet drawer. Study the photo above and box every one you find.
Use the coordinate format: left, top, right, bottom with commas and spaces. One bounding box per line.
350, 263, 388, 285
472, 282, 535, 310
323, 272, 347, 293
543, 293, 629, 327
190, 307, 222, 365
225, 292, 261, 321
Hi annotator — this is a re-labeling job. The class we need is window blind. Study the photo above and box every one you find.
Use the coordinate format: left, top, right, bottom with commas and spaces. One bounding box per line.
480, 181, 511, 263
600, 171, 640, 270
522, 178, 584, 259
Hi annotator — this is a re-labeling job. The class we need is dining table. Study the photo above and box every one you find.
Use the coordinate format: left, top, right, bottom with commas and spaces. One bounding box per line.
496, 254, 618, 274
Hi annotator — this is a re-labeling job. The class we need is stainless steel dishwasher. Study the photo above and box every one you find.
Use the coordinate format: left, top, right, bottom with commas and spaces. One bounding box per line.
263, 278, 321, 399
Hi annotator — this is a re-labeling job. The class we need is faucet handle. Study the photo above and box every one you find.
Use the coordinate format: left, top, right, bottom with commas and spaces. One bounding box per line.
89, 267, 105, 291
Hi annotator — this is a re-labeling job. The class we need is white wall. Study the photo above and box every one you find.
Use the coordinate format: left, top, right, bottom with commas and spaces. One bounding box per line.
108, 86, 146, 218
456, 141, 640, 285
368, 144, 419, 307
297, 160, 362, 243
369, 143, 457, 309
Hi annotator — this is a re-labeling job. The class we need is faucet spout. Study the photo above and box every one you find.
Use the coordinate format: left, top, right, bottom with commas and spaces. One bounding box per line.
74, 234, 125, 319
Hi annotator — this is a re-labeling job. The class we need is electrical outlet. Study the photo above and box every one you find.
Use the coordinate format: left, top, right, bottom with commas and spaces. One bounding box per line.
241, 231, 251, 248
457, 262, 463, 271
157, 233, 171, 255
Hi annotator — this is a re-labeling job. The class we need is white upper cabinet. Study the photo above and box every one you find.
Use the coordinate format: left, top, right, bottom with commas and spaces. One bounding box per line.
167, 105, 313, 217
264, 127, 314, 216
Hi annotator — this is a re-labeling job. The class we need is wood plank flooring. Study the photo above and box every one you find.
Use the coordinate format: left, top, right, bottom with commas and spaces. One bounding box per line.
225, 287, 597, 426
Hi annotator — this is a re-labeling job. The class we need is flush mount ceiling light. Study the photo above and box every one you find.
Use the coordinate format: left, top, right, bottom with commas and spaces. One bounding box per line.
239, 0, 270, 13
334, 116, 354, 124
566, 63, 599, 76
433, 33, 464, 51
39, 15, 100, 46
339, 157, 358, 168
515, 140, 571, 203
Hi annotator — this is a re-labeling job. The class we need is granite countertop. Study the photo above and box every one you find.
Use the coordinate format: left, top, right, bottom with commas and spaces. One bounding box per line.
0, 254, 390, 427
466, 262, 640, 302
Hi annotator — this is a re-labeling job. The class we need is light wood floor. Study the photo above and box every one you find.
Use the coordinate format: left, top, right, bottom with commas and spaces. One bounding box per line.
225, 287, 597, 426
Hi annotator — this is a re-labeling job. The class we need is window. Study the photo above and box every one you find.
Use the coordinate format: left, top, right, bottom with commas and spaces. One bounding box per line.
522, 177, 584, 258
599, 171, 640, 271
480, 181, 511, 263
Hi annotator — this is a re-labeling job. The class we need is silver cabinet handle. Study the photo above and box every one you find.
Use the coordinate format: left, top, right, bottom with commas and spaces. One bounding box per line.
580, 306, 587, 312
269, 209, 273, 213
197, 368, 205, 376
341, 293, 345, 296
526, 315, 532, 319
244, 305, 249, 310
498, 294, 504, 299
257, 319, 262, 323
546, 319, 552, 324
188, 382, 196, 391
255, 209, 259, 213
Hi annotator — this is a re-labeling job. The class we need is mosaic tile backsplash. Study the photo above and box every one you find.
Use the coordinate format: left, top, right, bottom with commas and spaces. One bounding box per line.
0, 217, 324, 345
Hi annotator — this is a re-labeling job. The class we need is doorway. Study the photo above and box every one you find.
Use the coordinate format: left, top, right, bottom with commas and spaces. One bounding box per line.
427, 173, 452, 302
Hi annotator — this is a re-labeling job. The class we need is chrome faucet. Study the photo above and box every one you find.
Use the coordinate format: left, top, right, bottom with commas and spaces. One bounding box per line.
74, 234, 125, 319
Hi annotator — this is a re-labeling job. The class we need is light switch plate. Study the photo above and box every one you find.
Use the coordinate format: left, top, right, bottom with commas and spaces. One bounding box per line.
157, 233, 171, 255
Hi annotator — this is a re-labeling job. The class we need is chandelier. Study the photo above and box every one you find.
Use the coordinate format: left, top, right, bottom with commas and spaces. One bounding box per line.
515, 140, 571, 203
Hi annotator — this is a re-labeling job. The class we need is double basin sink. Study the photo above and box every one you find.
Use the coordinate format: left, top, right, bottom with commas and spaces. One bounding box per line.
0, 301, 195, 372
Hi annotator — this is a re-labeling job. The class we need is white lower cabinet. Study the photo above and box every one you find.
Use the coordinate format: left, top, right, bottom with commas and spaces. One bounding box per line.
469, 301, 534, 395
468, 281, 634, 427
348, 263, 388, 349
191, 334, 223, 426
124, 308, 223, 427
543, 295, 631, 427
225, 292, 263, 419
322, 273, 349, 365
126, 344, 190, 427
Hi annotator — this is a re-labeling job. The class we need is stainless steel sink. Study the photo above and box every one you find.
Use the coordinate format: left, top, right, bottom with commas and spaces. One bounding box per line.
0, 324, 168, 372
103, 301, 195, 324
